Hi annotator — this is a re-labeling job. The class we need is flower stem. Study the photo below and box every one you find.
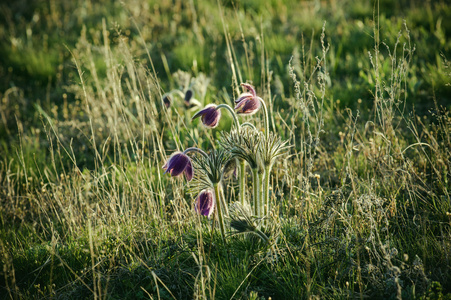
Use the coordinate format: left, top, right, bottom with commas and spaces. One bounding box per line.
183, 147, 208, 158
216, 104, 240, 128
255, 228, 270, 243
214, 183, 226, 243
263, 165, 272, 226
219, 183, 229, 217
252, 168, 260, 218
170, 89, 185, 98
239, 159, 246, 205
241, 122, 257, 131
259, 98, 270, 139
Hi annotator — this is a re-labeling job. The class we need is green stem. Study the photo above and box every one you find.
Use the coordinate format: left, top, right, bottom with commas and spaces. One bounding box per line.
239, 159, 246, 205
219, 183, 229, 217
215, 104, 247, 209
259, 98, 270, 139
254, 228, 270, 243
216, 104, 240, 128
263, 165, 272, 225
214, 183, 226, 243
252, 168, 260, 218
241, 122, 257, 130
183, 147, 208, 158
170, 89, 185, 99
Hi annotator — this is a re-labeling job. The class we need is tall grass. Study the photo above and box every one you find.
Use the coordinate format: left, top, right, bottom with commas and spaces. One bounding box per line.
1, 0, 450, 299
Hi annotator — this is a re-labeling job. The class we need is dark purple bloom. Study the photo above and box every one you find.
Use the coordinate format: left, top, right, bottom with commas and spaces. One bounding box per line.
163, 95, 171, 108
234, 83, 262, 115
192, 104, 222, 128
195, 189, 215, 218
184, 89, 193, 105
163, 152, 193, 181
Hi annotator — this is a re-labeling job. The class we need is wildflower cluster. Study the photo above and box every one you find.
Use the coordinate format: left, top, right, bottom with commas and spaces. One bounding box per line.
163, 83, 289, 242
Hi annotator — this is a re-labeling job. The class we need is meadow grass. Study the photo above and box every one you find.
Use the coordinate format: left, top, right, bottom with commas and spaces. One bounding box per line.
1, 0, 450, 299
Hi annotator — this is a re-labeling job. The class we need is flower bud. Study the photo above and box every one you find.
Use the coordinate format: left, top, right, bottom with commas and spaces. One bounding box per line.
162, 152, 193, 181
195, 189, 215, 218
234, 83, 262, 115
192, 104, 222, 128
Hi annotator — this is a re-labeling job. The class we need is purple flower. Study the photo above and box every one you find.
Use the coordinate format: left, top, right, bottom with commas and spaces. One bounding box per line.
163, 95, 171, 108
195, 189, 215, 218
163, 152, 193, 181
184, 89, 193, 105
234, 83, 262, 115
192, 104, 222, 128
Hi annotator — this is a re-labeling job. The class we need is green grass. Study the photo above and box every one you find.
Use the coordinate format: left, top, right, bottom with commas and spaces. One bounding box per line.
1, 0, 451, 299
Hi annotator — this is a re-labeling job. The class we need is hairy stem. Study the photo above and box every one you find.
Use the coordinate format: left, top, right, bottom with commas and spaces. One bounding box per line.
259, 98, 270, 139
239, 159, 246, 205
214, 183, 226, 243
216, 104, 240, 128
255, 227, 270, 243
252, 168, 260, 218
219, 182, 229, 217
183, 147, 208, 158
241, 122, 257, 130
263, 165, 272, 225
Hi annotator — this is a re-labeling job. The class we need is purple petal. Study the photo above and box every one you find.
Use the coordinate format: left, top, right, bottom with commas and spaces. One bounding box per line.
241, 99, 261, 114
166, 153, 189, 176
241, 83, 256, 97
235, 93, 253, 104
163, 95, 171, 108
196, 189, 215, 218
234, 99, 247, 110
184, 160, 193, 181
184, 89, 193, 102
202, 108, 221, 128
192, 107, 210, 120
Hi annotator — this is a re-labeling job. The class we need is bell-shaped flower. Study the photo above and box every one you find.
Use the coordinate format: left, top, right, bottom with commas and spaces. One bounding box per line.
184, 89, 193, 105
162, 152, 193, 181
163, 95, 171, 108
195, 189, 215, 218
234, 83, 262, 115
192, 104, 222, 128
184, 89, 202, 109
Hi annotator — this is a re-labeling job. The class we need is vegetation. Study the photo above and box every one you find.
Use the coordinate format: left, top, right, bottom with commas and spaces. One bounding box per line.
1, 0, 450, 299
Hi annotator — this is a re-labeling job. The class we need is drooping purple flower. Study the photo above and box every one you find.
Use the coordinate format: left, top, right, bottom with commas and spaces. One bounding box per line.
163, 152, 193, 181
184, 89, 193, 106
163, 95, 171, 108
234, 83, 262, 115
195, 189, 215, 218
192, 104, 222, 128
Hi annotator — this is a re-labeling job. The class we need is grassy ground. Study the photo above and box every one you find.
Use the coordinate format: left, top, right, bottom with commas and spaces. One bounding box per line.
1, 0, 450, 299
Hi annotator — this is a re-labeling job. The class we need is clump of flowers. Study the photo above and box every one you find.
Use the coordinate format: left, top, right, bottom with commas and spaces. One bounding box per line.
163, 82, 289, 243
